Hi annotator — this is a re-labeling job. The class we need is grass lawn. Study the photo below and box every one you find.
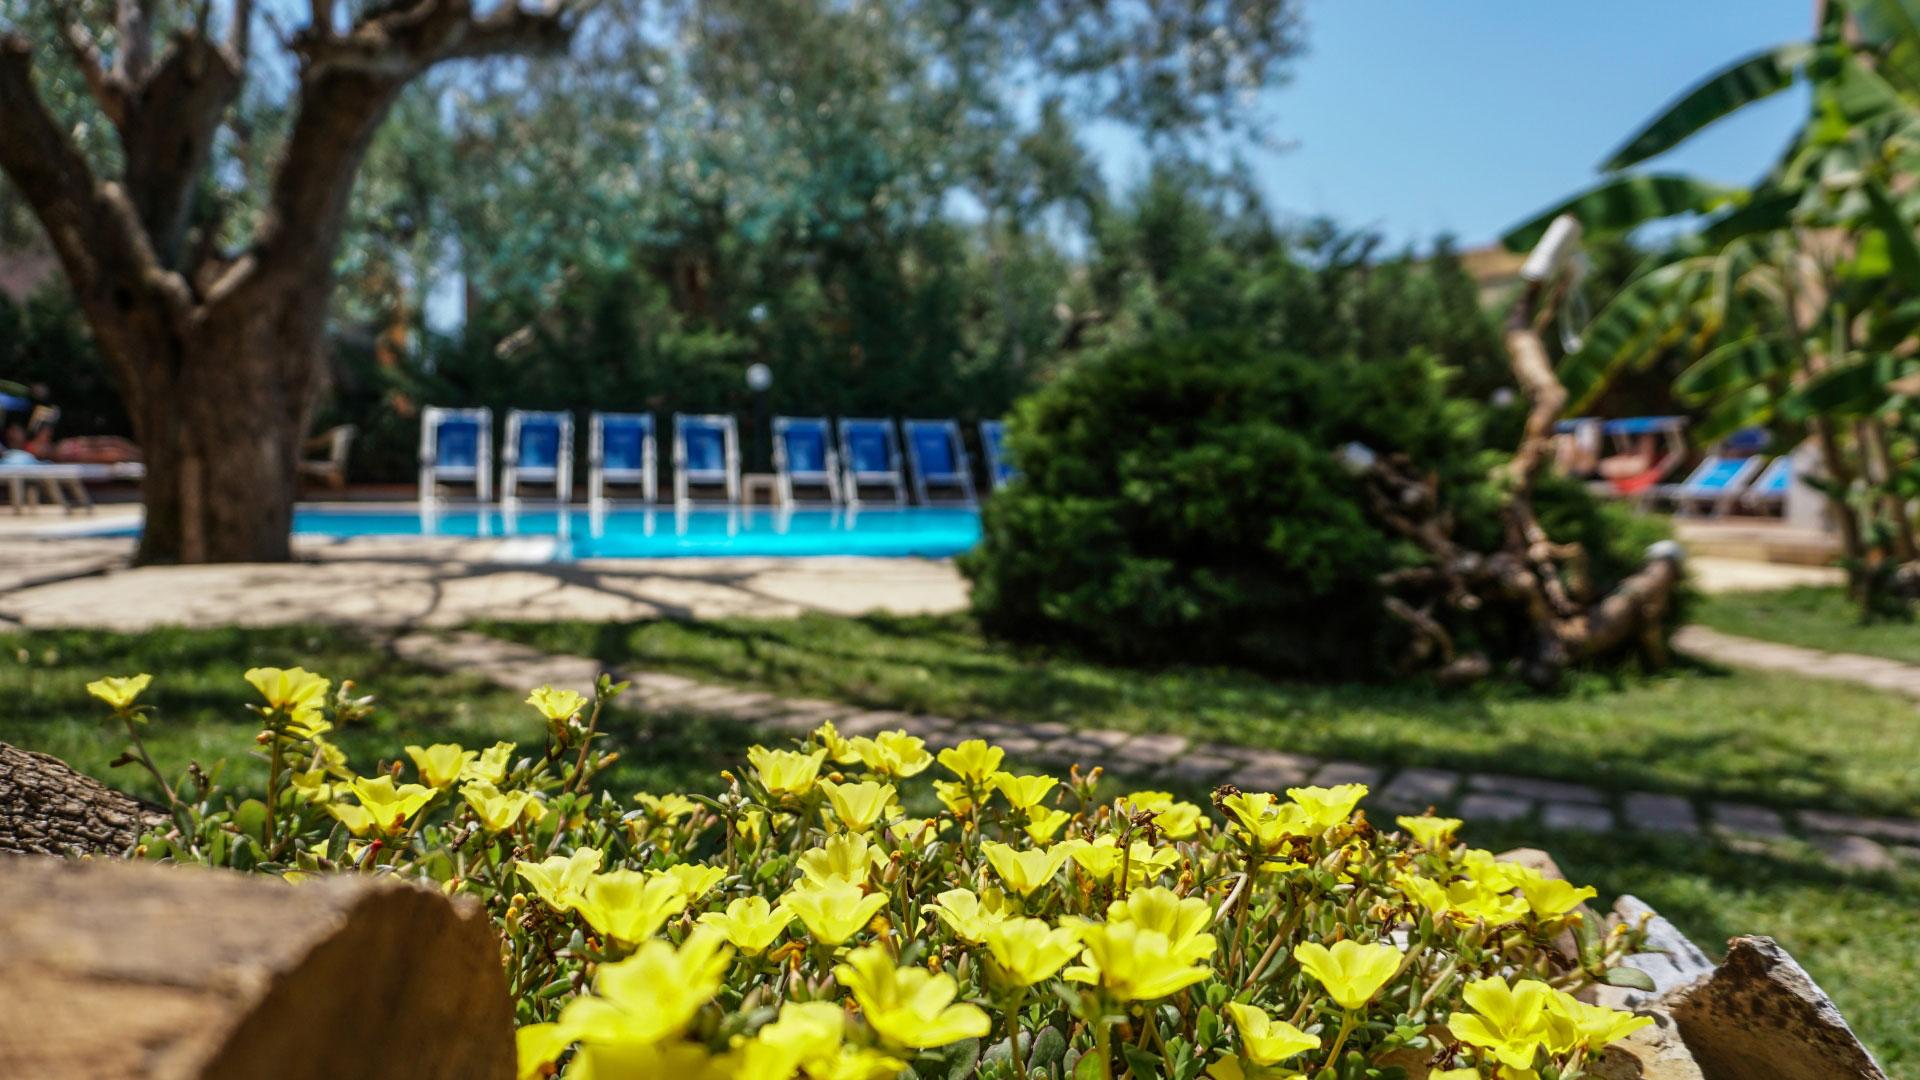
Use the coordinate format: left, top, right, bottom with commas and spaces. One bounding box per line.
1695, 585, 1920, 666
2, 623, 1916, 1072
477, 613, 1920, 819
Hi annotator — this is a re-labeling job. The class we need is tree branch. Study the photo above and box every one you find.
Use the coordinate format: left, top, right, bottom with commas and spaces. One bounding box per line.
55, 17, 127, 126
118, 32, 245, 269
115, 0, 156, 85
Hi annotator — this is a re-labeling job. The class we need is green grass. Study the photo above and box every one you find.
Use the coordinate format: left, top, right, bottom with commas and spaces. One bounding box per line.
3, 623, 1915, 1072
0, 626, 743, 803
1695, 586, 1920, 666
476, 613, 1920, 818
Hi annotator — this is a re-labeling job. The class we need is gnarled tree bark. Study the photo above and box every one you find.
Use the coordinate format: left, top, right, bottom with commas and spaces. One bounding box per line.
0, 1, 577, 563
0, 741, 168, 856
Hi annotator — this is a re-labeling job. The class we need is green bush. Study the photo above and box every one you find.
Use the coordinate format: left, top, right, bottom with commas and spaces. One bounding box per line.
960, 333, 1671, 679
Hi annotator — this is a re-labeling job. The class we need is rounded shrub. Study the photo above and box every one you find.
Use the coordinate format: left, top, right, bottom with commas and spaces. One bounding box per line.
960, 332, 1666, 678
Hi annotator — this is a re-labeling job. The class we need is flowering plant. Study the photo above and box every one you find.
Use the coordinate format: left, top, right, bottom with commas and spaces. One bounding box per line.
87, 670, 1654, 1079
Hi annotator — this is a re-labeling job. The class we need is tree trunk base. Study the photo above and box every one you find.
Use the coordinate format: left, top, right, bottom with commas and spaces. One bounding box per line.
0, 741, 168, 856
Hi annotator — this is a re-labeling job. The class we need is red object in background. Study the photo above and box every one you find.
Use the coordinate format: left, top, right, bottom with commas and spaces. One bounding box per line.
52, 435, 143, 465
1610, 467, 1666, 495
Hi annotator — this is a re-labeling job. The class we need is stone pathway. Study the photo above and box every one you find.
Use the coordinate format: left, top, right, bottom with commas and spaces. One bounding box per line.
392, 630, 1920, 876
1674, 624, 1920, 701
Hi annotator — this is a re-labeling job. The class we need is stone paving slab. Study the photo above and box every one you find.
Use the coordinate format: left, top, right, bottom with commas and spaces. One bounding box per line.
1675, 624, 1920, 701
390, 628, 1920, 877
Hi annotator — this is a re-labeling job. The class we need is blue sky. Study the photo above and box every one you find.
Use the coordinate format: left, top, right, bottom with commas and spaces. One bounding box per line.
1098, 0, 1816, 250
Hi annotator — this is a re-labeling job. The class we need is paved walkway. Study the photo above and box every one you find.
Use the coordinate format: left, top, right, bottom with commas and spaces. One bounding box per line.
1675, 625, 1920, 701
393, 630, 1920, 877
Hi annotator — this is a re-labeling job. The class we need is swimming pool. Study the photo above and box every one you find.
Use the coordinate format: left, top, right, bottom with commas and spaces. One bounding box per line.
254, 505, 981, 559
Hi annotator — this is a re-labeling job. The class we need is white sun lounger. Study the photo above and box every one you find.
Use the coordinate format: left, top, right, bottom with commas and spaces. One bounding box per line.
502, 409, 574, 504
419, 406, 494, 503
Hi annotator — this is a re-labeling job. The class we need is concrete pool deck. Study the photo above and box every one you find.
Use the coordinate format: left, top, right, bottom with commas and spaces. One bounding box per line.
0, 503, 1838, 631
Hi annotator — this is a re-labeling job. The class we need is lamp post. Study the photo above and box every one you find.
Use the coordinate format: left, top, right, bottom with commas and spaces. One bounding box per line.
746, 362, 773, 474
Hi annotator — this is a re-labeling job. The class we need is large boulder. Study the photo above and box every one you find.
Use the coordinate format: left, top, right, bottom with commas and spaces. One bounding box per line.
1668, 935, 1887, 1080
0, 856, 515, 1080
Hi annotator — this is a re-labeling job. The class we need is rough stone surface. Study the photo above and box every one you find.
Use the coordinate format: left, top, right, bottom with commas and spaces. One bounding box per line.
1669, 935, 1888, 1080
1467, 773, 1605, 804
1541, 801, 1615, 833
1810, 833, 1897, 874
1596, 895, 1717, 1010
1228, 751, 1320, 793
0, 742, 169, 856
1310, 761, 1383, 788
0, 856, 515, 1080
1624, 793, 1699, 834
1163, 754, 1237, 784
1710, 802, 1789, 839
1373, 767, 1460, 811
1591, 1012, 1707, 1080
1456, 793, 1533, 823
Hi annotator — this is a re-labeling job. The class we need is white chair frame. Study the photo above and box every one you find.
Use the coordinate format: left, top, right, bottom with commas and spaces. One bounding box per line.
837, 417, 907, 508
418, 406, 493, 504
979, 419, 1012, 491
502, 409, 575, 504
902, 418, 977, 507
588, 411, 658, 506
673, 413, 741, 508
772, 416, 843, 507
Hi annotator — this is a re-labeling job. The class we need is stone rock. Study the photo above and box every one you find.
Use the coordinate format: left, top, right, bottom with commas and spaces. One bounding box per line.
1590, 1011, 1706, 1080
1669, 935, 1887, 1080
1593, 895, 1716, 1010
0, 856, 514, 1080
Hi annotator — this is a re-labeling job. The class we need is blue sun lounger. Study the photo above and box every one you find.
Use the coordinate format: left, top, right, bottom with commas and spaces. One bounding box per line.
1740, 455, 1793, 513
673, 413, 740, 507
419, 406, 493, 503
502, 409, 574, 504
1656, 455, 1764, 516
903, 418, 977, 507
979, 419, 1014, 490
588, 412, 657, 505
773, 416, 842, 506
837, 418, 906, 507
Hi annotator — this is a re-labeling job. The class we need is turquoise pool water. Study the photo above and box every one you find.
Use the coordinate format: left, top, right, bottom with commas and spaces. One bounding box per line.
231, 505, 980, 559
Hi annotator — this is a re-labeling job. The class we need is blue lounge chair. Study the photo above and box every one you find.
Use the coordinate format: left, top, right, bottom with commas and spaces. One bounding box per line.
673, 413, 740, 507
502, 409, 574, 504
588, 411, 657, 505
418, 406, 493, 503
979, 420, 1014, 490
1740, 456, 1793, 514
903, 418, 977, 507
773, 416, 842, 506
837, 418, 906, 507
1655, 455, 1764, 516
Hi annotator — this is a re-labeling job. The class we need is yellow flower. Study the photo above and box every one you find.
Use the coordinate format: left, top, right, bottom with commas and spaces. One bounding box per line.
697, 895, 794, 954
515, 1022, 574, 1080
631, 791, 700, 823
937, 739, 1005, 783
1119, 791, 1205, 839
526, 685, 588, 722
748, 745, 829, 797
1221, 792, 1312, 851
814, 718, 863, 764
1518, 877, 1597, 918
888, 816, 946, 849
1293, 940, 1402, 1010
462, 740, 517, 785
1285, 784, 1368, 830
1224, 1001, 1320, 1066
1024, 806, 1074, 843
1063, 919, 1213, 1002
850, 730, 934, 779
1460, 849, 1533, 891
1396, 814, 1464, 850
654, 862, 728, 904
981, 840, 1075, 896
727, 1000, 852, 1078
288, 735, 351, 802
1427, 1071, 1481, 1080
516, 847, 605, 913
1546, 988, 1653, 1051
820, 779, 897, 832
328, 775, 436, 836
1447, 976, 1557, 1071
834, 944, 991, 1049
799, 833, 881, 888
785, 879, 889, 945
981, 917, 1081, 987
462, 780, 546, 832
406, 743, 476, 789
1107, 887, 1216, 964
992, 772, 1058, 811
245, 666, 330, 732
933, 780, 977, 815
86, 673, 152, 710
1399, 874, 1529, 926
576, 869, 690, 945
926, 887, 1013, 945
559, 927, 732, 1048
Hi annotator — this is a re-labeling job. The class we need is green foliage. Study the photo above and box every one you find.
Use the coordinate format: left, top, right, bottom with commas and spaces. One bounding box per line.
0, 285, 122, 435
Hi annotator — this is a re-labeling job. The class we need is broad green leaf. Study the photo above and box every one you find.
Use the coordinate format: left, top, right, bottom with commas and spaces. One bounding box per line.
1788, 354, 1919, 417
1696, 383, 1777, 441
1857, 0, 1920, 98
1603, 45, 1813, 170
1560, 259, 1712, 410
1702, 189, 1801, 246
1503, 175, 1741, 252
1600, 966, 1658, 992
1675, 336, 1796, 402
1864, 180, 1920, 288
